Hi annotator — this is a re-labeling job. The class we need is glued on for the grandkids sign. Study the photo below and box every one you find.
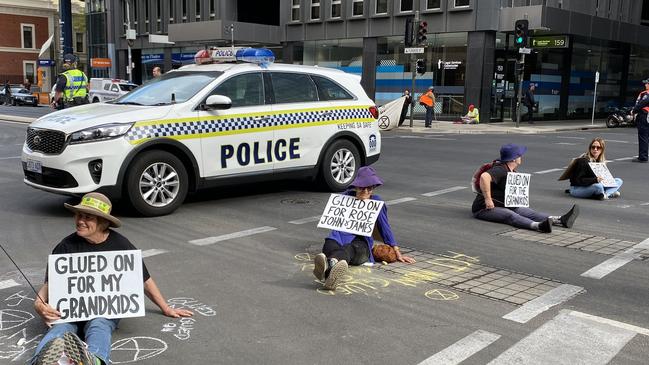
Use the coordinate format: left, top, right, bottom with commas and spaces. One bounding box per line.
318, 194, 384, 237
48, 250, 145, 323
505, 172, 531, 207
588, 162, 617, 188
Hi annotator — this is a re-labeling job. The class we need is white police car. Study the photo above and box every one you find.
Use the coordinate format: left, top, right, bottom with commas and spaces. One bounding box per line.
22, 48, 381, 216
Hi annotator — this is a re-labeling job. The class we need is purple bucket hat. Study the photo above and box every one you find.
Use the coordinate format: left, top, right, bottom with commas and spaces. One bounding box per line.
499, 143, 528, 162
350, 166, 384, 188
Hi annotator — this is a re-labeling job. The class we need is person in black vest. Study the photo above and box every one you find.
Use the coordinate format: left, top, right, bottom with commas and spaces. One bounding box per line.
632, 78, 649, 162
522, 84, 536, 124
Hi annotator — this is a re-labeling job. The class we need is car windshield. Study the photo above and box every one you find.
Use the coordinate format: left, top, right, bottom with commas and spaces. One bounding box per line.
119, 84, 137, 92
112, 71, 222, 106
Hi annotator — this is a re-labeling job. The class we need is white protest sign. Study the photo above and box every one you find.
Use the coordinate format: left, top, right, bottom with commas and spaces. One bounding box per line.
317, 194, 384, 237
588, 162, 617, 188
504, 172, 531, 207
48, 250, 145, 323
377, 96, 405, 131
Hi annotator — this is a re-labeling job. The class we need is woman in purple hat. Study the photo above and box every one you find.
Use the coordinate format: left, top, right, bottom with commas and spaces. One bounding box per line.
313, 166, 416, 290
472, 143, 579, 233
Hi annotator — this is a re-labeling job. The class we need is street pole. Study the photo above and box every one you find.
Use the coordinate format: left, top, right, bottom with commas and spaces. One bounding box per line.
126, 0, 133, 83
230, 24, 235, 54
515, 53, 525, 128
591, 70, 599, 126
409, 11, 419, 128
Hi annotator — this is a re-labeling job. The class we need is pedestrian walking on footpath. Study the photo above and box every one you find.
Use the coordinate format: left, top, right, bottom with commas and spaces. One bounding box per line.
2, 79, 12, 105
632, 78, 649, 163
523, 84, 536, 123
472, 143, 579, 233
419, 86, 435, 128
313, 166, 415, 290
560, 138, 623, 200
30, 192, 192, 365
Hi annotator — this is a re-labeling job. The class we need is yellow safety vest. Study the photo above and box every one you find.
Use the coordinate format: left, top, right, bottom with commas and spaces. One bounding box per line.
62, 69, 88, 101
467, 108, 480, 122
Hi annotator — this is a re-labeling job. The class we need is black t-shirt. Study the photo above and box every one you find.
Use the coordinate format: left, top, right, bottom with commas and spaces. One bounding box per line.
472, 163, 511, 213
45, 230, 151, 283
54, 75, 67, 93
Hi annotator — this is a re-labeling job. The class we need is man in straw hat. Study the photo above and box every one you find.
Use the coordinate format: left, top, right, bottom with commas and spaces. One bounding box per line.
313, 166, 415, 290
31, 193, 192, 365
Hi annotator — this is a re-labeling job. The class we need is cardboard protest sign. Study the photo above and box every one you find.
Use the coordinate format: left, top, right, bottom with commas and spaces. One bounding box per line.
588, 162, 617, 187
377, 96, 405, 131
317, 194, 384, 237
48, 250, 145, 323
505, 172, 531, 207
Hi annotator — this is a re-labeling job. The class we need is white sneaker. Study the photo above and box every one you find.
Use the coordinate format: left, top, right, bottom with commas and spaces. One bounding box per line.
610, 191, 621, 198
323, 260, 348, 290
313, 253, 327, 281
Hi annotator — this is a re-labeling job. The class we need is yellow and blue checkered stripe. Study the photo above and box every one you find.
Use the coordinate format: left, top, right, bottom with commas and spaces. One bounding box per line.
126, 105, 374, 144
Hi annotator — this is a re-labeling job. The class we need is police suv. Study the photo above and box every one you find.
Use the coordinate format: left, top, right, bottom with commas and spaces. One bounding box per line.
22, 48, 381, 216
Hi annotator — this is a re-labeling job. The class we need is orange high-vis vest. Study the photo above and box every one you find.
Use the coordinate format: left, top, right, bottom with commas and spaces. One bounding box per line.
419, 91, 435, 107
637, 90, 649, 113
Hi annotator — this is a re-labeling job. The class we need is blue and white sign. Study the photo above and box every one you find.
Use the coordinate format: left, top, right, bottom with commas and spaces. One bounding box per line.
38, 59, 55, 67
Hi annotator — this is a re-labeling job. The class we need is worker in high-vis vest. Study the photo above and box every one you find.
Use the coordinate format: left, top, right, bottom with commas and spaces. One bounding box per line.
50, 54, 89, 110
461, 104, 480, 124
632, 78, 649, 162
418, 86, 436, 128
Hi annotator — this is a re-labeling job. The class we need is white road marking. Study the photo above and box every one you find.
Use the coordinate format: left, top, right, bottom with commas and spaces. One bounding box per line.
288, 216, 320, 225
557, 136, 585, 140
581, 238, 649, 279
489, 311, 636, 365
0, 279, 20, 290
565, 310, 649, 337
0, 156, 20, 160
614, 157, 634, 161
418, 330, 501, 365
142, 249, 168, 258
640, 202, 649, 206
422, 186, 466, 197
427, 137, 457, 141
502, 284, 583, 323
604, 139, 630, 143
555, 142, 578, 145
385, 197, 417, 205
189, 226, 277, 246
534, 168, 563, 174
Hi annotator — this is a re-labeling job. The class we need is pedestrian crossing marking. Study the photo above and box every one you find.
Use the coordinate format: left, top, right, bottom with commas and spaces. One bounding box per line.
418, 330, 500, 365
0, 279, 20, 290
502, 284, 583, 323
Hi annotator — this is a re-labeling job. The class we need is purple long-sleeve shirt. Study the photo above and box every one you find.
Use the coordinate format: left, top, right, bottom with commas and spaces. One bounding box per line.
326, 191, 397, 263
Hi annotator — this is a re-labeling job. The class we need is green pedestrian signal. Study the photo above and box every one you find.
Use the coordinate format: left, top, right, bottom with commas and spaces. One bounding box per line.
514, 19, 529, 47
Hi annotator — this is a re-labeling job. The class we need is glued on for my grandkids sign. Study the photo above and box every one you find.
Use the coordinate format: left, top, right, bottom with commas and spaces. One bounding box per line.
505, 172, 531, 207
48, 250, 145, 323
318, 194, 384, 237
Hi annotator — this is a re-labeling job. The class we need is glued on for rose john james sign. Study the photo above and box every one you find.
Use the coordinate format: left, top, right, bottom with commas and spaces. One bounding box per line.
48, 250, 145, 323
317, 193, 384, 237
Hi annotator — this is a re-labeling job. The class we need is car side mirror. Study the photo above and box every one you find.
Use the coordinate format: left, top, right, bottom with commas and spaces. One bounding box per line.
203, 95, 232, 110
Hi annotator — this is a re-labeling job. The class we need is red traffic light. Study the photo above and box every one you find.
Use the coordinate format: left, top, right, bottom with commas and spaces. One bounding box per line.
417, 21, 428, 45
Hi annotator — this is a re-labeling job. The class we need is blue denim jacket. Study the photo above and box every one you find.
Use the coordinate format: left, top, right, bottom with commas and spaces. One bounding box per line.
326, 190, 397, 263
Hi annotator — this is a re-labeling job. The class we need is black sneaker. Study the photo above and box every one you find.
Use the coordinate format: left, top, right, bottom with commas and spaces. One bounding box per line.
323, 260, 348, 290
538, 218, 552, 233
632, 158, 648, 163
560, 204, 579, 228
313, 253, 327, 281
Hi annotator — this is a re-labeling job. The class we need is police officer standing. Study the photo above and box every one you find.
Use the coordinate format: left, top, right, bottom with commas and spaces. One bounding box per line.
632, 78, 649, 163
50, 54, 89, 110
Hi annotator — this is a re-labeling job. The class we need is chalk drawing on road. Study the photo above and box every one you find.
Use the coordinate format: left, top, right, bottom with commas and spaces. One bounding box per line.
161, 317, 196, 341
167, 298, 216, 317
0, 327, 42, 361
0, 309, 33, 331
4, 291, 34, 308
425, 289, 460, 301
111, 336, 168, 364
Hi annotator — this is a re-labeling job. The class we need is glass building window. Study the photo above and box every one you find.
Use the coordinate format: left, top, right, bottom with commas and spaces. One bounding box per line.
89, 0, 106, 12
196, 0, 201, 19
291, 0, 300, 21
169, 1, 175, 23
210, 0, 216, 18
427, 0, 441, 10
311, 0, 320, 20
75, 33, 84, 53
133, 0, 138, 26
21, 24, 34, 49
454, 0, 470, 7
182, 0, 187, 21
352, 0, 363, 16
331, 0, 341, 18
376, 0, 387, 14
145, 0, 150, 26
401, 0, 413, 12
156, 0, 161, 32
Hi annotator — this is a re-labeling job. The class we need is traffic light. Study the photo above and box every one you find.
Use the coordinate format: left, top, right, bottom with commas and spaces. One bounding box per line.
514, 19, 529, 47
416, 59, 425, 75
405, 17, 414, 47
416, 21, 428, 45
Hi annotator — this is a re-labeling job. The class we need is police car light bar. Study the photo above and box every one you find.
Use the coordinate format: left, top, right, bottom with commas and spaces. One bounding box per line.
194, 47, 275, 66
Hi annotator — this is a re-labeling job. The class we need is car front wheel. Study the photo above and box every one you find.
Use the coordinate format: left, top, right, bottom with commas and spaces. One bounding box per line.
320, 139, 360, 191
126, 150, 188, 216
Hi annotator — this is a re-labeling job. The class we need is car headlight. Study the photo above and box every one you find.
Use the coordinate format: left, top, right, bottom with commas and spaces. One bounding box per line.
69, 123, 134, 145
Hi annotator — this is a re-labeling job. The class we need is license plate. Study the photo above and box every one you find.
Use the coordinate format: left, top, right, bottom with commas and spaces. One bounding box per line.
25, 159, 42, 174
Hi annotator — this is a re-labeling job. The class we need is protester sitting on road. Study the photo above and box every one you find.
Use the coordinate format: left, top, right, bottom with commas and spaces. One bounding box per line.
313, 166, 416, 290
561, 137, 623, 200
460, 104, 480, 124
472, 143, 580, 233
31, 192, 192, 365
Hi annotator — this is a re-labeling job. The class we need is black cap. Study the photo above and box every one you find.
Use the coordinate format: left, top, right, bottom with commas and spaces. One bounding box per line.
63, 54, 77, 64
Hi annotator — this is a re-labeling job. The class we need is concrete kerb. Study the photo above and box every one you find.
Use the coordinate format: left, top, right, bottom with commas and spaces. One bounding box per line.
0, 115, 36, 124
396, 119, 609, 135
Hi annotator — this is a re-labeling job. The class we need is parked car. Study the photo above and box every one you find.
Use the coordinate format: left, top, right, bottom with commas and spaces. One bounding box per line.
0, 86, 38, 106
89, 78, 138, 103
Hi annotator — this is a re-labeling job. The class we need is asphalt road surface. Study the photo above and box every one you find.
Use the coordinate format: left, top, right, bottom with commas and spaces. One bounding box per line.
0, 120, 648, 364
0, 104, 51, 120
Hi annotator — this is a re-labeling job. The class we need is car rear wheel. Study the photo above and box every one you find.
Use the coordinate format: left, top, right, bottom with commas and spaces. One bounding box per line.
126, 150, 188, 216
320, 139, 360, 191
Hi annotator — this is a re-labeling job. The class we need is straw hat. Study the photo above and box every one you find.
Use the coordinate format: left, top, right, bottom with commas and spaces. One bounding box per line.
64, 192, 121, 228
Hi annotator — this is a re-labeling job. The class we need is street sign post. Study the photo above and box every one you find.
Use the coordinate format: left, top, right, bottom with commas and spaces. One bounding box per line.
518, 47, 532, 54
405, 47, 425, 54
592, 70, 599, 126
531, 35, 569, 49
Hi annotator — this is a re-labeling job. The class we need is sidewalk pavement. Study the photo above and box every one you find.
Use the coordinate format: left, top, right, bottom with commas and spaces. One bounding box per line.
396, 118, 611, 134
0, 114, 38, 123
